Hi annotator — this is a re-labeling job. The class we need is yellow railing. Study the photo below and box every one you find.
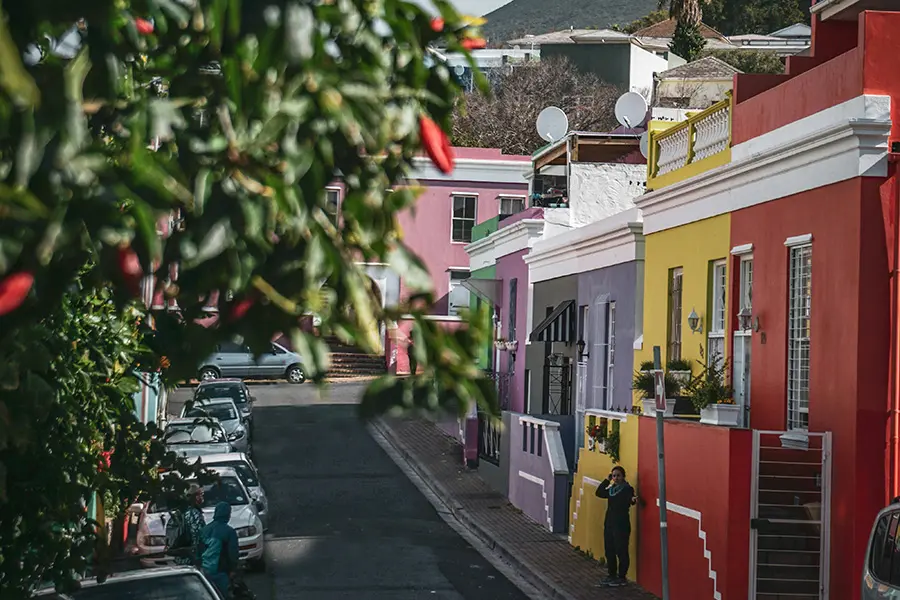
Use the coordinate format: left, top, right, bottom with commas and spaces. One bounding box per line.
646, 92, 733, 191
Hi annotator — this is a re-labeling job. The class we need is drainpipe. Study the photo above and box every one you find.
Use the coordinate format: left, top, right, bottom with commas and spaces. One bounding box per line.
890, 152, 900, 500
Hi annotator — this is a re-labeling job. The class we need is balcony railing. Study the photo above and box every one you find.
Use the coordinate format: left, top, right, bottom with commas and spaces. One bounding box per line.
647, 92, 733, 191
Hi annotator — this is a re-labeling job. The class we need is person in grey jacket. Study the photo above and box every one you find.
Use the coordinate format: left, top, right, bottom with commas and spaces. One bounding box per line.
595, 465, 636, 587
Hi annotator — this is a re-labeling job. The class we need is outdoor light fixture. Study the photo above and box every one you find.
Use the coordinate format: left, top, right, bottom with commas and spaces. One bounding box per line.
576, 339, 589, 359
738, 307, 761, 333
688, 308, 703, 334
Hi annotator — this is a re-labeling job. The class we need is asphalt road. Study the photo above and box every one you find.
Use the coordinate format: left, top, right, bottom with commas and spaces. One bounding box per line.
168, 382, 531, 600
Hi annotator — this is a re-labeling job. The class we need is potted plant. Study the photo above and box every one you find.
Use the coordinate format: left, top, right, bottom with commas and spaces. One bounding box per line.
666, 358, 693, 385
505, 340, 518, 352
494, 338, 507, 350
587, 423, 606, 453
683, 351, 739, 426
633, 360, 680, 417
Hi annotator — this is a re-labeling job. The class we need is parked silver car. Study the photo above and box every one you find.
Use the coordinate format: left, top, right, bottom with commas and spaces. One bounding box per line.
199, 452, 269, 531
862, 502, 900, 598
180, 398, 250, 455
33, 566, 220, 599
194, 379, 255, 437
162, 418, 232, 458
198, 341, 305, 384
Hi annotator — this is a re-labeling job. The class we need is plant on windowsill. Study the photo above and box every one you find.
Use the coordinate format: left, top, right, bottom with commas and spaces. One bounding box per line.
587, 423, 606, 453
606, 422, 621, 464
666, 357, 693, 385
633, 360, 681, 418
494, 337, 508, 350
684, 348, 740, 427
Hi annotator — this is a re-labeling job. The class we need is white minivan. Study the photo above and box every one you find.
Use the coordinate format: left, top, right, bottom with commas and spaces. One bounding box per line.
862, 502, 900, 598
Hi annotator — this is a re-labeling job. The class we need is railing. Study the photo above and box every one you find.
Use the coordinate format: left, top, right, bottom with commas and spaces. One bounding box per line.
647, 92, 732, 191
543, 362, 572, 415
478, 370, 513, 465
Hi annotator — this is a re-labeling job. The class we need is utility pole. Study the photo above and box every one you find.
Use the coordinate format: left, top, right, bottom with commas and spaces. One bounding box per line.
652, 345, 671, 599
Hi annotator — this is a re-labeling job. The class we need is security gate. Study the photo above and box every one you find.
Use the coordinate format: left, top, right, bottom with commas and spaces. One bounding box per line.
749, 431, 832, 600
542, 355, 572, 415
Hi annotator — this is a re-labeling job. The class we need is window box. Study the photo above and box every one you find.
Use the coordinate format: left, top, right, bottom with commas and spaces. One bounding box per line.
699, 403, 741, 426
668, 370, 692, 385
642, 398, 676, 418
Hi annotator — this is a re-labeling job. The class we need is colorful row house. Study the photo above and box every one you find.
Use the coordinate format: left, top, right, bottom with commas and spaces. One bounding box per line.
459, 8, 900, 600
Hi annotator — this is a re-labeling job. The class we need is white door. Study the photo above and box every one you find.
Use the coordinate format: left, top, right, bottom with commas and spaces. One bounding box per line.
575, 362, 587, 459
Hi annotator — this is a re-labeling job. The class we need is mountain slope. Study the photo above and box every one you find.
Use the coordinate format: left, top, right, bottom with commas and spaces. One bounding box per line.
483, 0, 658, 44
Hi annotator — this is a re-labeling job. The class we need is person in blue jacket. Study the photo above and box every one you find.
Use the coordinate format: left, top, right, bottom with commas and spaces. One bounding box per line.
201, 501, 240, 597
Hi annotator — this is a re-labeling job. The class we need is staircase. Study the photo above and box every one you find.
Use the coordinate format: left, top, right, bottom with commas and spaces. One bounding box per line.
325, 336, 386, 379
752, 433, 828, 600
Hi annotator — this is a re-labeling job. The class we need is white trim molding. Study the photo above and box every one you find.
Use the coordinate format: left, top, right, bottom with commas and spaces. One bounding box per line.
568, 475, 603, 543
411, 156, 531, 184
465, 218, 545, 270
518, 414, 570, 475
637, 94, 892, 235
451, 191, 480, 196
525, 208, 644, 283
585, 408, 629, 422
784, 233, 813, 247
657, 500, 722, 600
730, 243, 753, 256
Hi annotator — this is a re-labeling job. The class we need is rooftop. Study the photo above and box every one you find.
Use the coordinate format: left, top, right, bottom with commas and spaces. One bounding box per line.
657, 56, 742, 80
632, 18, 726, 40
506, 29, 598, 46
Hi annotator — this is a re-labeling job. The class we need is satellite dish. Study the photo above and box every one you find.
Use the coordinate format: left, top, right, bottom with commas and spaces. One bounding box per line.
615, 92, 648, 128
536, 106, 569, 142
639, 132, 650, 159
454, 64, 466, 76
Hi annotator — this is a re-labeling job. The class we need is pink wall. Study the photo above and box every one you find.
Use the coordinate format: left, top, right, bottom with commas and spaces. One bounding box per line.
496, 248, 530, 413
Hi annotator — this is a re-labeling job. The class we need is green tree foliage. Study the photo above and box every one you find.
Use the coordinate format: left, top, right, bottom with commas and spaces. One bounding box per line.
612, 9, 669, 34
699, 0, 808, 35
0, 0, 495, 595
670, 18, 707, 62
703, 49, 785, 74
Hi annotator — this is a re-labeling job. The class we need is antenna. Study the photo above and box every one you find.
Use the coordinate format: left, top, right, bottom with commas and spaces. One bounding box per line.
615, 91, 648, 129
639, 132, 650, 159
536, 106, 569, 142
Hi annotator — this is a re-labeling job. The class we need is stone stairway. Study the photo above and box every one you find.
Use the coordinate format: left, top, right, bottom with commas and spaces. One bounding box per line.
325, 336, 386, 379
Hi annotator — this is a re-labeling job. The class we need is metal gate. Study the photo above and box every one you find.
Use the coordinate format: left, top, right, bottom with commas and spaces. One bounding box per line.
542, 355, 572, 415
477, 370, 512, 465
574, 362, 587, 460
749, 431, 832, 600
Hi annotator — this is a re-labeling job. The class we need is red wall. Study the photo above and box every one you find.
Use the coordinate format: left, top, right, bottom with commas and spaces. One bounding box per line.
730, 178, 890, 600
861, 12, 900, 149
637, 418, 752, 600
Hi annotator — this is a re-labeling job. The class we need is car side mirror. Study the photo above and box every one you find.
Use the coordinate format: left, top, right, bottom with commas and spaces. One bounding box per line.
255, 500, 264, 513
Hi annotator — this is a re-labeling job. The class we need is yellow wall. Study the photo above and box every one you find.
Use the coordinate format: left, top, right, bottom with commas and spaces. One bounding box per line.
635, 214, 731, 394
568, 411, 639, 581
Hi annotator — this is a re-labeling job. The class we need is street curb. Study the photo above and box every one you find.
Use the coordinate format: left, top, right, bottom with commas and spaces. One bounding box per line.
371, 418, 578, 600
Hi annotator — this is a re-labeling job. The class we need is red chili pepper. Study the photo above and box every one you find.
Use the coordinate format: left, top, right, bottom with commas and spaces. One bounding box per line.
430, 17, 445, 32
228, 297, 255, 322
0, 271, 34, 316
135, 18, 154, 36
419, 115, 454, 174
117, 247, 143, 297
461, 38, 487, 50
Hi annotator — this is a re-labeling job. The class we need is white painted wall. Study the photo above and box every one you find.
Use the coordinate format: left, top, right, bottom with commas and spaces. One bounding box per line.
629, 45, 668, 96
568, 163, 647, 228
657, 78, 733, 110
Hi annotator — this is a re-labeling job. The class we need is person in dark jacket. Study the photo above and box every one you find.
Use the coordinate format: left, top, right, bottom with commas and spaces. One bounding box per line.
201, 501, 240, 597
595, 465, 636, 587
172, 483, 206, 567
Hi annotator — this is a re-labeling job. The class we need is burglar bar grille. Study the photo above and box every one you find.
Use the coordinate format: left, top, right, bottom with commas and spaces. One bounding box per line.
787, 245, 812, 431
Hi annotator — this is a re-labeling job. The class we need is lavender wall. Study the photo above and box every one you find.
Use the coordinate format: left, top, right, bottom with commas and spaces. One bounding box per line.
577, 261, 641, 411
508, 416, 570, 533
496, 248, 529, 413
525, 275, 578, 414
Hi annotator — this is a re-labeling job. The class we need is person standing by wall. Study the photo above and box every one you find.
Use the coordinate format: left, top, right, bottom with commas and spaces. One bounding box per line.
595, 465, 636, 587
407, 335, 417, 376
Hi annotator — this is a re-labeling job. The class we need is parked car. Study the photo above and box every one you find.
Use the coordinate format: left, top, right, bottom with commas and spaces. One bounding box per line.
862, 501, 900, 597
180, 398, 249, 455
194, 379, 255, 436
135, 466, 265, 572
199, 452, 269, 531
162, 418, 232, 458
197, 341, 305, 384
33, 566, 220, 599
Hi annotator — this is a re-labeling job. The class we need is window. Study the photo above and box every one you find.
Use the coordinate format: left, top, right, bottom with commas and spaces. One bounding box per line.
500, 196, 526, 216
448, 270, 471, 317
325, 188, 340, 225
668, 268, 683, 362
451, 195, 477, 243
733, 256, 754, 421
788, 244, 812, 431
590, 297, 615, 409
707, 260, 727, 367
606, 302, 616, 408
508, 279, 518, 375
218, 341, 247, 353
740, 257, 753, 315
870, 511, 900, 586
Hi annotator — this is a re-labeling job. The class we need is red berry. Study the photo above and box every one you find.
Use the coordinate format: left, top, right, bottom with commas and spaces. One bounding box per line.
135, 18, 154, 36
419, 115, 454, 174
430, 17, 445, 32
228, 298, 255, 322
0, 271, 34, 316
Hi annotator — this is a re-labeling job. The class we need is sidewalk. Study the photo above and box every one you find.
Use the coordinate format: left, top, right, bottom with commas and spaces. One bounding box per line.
374, 416, 658, 600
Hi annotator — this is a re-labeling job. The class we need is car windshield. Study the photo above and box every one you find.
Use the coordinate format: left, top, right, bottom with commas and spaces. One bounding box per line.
217, 461, 259, 488
183, 404, 237, 422
163, 423, 226, 444
202, 476, 249, 507
47, 573, 217, 599
196, 384, 248, 406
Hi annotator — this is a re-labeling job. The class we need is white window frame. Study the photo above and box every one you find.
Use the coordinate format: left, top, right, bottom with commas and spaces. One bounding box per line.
787, 241, 812, 431
447, 268, 471, 318
736, 255, 754, 337
668, 267, 683, 362
707, 259, 727, 367
606, 301, 616, 409
325, 187, 341, 225
451, 194, 478, 244
499, 195, 527, 216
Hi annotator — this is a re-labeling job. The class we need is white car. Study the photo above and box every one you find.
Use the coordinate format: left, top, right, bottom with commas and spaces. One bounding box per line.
198, 453, 269, 531
33, 566, 221, 599
135, 466, 265, 571
180, 397, 250, 455
163, 418, 232, 458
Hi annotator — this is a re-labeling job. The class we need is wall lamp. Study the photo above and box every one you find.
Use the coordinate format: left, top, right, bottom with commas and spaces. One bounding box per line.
687, 308, 703, 334
738, 306, 761, 332
576, 339, 590, 359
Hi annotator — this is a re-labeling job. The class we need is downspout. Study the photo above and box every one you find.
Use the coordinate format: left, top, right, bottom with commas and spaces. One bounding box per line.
890, 152, 900, 500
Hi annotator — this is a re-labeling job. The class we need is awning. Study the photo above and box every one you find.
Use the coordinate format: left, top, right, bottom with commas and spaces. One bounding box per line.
462, 278, 501, 306
530, 300, 576, 343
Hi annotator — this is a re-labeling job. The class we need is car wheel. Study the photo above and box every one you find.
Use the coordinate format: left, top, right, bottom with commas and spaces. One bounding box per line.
286, 365, 305, 384
199, 367, 220, 381
247, 557, 266, 573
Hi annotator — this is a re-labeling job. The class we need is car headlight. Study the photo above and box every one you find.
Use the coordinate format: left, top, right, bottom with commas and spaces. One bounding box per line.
235, 526, 258, 538
227, 427, 245, 441
139, 535, 167, 547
